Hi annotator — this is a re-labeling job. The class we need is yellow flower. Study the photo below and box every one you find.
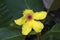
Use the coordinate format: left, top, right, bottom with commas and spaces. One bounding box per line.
14, 9, 47, 35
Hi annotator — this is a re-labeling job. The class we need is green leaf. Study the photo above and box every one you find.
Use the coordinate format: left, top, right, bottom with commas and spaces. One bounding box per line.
0, 27, 25, 40
4, 0, 44, 19
7, 36, 25, 40
51, 23, 60, 32
0, 0, 44, 40
42, 23, 60, 40
0, 0, 44, 26
25, 0, 44, 11
5, 0, 44, 12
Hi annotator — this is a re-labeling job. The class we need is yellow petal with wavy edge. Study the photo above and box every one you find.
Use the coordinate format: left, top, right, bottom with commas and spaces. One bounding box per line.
22, 21, 32, 35
32, 20, 44, 32
23, 9, 34, 16
33, 11, 47, 20
14, 17, 26, 25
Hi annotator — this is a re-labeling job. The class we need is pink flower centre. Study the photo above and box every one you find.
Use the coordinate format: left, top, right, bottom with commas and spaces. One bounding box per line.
27, 14, 32, 20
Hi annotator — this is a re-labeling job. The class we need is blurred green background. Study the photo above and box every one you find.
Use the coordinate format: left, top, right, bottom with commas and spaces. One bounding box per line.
0, 0, 60, 40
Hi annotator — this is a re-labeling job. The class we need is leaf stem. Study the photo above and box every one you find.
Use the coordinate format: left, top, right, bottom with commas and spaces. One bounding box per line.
24, 0, 30, 9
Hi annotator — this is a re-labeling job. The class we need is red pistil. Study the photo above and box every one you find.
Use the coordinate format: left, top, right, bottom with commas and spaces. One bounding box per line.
27, 14, 32, 20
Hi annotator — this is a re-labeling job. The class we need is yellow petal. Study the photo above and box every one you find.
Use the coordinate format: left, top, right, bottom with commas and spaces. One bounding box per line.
32, 20, 44, 32
14, 17, 26, 25
22, 21, 32, 35
23, 9, 34, 16
33, 11, 47, 20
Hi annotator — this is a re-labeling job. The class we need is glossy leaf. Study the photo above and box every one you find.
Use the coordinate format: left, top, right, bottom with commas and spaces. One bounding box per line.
0, 0, 44, 40
0, 27, 25, 40
42, 23, 60, 40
